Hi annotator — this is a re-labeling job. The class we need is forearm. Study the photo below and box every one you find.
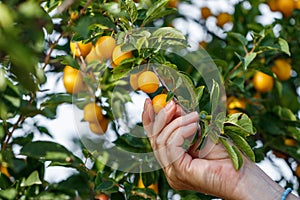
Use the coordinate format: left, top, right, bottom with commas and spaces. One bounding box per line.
233, 160, 298, 200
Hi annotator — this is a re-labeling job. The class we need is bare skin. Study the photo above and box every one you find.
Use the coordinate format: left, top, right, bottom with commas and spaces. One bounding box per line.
142, 99, 299, 200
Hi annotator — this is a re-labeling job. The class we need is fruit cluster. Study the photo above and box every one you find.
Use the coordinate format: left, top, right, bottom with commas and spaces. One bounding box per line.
70, 36, 133, 67
63, 35, 134, 135
227, 57, 292, 114
64, 34, 171, 134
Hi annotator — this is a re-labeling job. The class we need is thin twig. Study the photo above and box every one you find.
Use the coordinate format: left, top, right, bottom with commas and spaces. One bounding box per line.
43, 33, 64, 70
151, 66, 190, 114
2, 114, 24, 151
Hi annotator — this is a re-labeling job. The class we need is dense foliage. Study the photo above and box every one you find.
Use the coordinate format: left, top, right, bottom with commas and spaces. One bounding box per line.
0, 0, 299, 199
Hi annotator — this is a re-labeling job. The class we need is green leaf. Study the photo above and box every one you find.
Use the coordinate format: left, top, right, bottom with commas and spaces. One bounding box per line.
41, 93, 73, 108
140, 172, 157, 188
225, 131, 255, 162
152, 27, 185, 40
0, 4, 14, 29
18, 1, 45, 18
95, 180, 118, 192
0, 125, 5, 141
35, 192, 71, 200
273, 106, 297, 121
114, 133, 150, 152
195, 86, 205, 101
143, 0, 169, 25
0, 69, 7, 92
0, 101, 8, 120
95, 152, 109, 172
235, 52, 257, 70
220, 138, 240, 170
125, 0, 138, 23
72, 15, 116, 39
136, 36, 148, 53
278, 38, 290, 56
243, 52, 257, 70
0, 173, 11, 189
210, 80, 220, 115
224, 113, 256, 137
20, 141, 83, 165
143, 8, 176, 25
21, 170, 42, 187
232, 145, 243, 170
3, 94, 21, 108
13, 133, 34, 146
50, 174, 91, 199
227, 32, 248, 46
166, 91, 174, 102
60, 55, 81, 69
0, 188, 17, 200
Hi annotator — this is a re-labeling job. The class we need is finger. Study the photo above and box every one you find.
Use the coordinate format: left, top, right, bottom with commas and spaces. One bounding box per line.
174, 103, 186, 118
142, 98, 155, 136
154, 122, 198, 168
156, 111, 199, 149
154, 111, 198, 168
165, 122, 199, 162
188, 134, 228, 160
152, 100, 177, 137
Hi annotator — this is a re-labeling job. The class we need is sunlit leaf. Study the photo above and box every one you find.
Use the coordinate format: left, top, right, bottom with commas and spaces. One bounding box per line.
220, 138, 240, 170
224, 113, 256, 136
143, 0, 169, 25
20, 171, 42, 187
0, 188, 17, 200
124, 0, 138, 23
278, 38, 290, 56
225, 130, 255, 162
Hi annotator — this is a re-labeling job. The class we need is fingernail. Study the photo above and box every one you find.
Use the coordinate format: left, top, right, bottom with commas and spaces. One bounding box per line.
164, 100, 174, 111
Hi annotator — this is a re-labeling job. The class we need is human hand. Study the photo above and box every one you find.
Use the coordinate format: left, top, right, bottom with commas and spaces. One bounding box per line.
142, 99, 298, 200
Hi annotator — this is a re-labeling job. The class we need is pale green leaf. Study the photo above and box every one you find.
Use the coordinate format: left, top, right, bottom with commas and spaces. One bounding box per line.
0, 188, 17, 200
210, 80, 220, 115
4, 95, 21, 108
0, 69, 7, 92
125, 0, 138, 23
224, 113, 256, 136
143, 0, 169, 25
152, 27, 185, 40
225, 130, 255, 162
243, 52, 257, 70
278, 38, 290, 56
21, 171, 42, 187
220, 138, 239, 170
195, 86, 205, 101
232, 145, 243, 170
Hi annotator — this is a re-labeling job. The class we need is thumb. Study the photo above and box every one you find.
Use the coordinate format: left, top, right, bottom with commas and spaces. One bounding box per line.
142, 98, 155, 135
